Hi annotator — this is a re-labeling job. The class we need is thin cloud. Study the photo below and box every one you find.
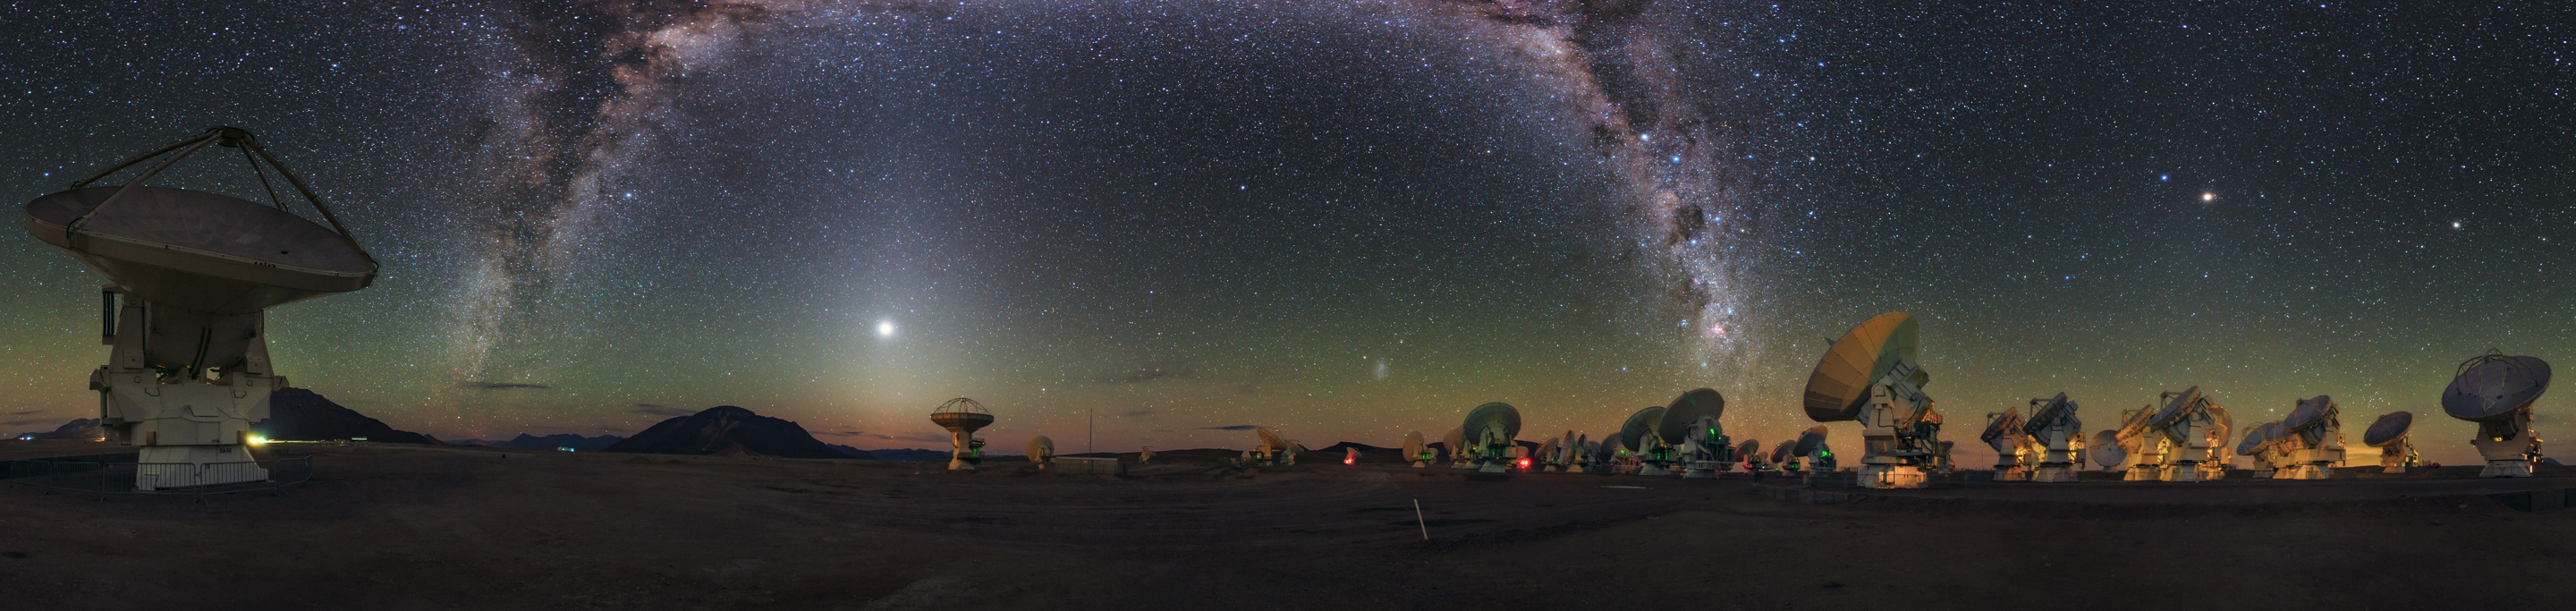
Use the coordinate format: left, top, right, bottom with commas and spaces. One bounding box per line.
1198, 425, 1259, 431
4, 418, 59, 427
460, 381, 555, 391
631, 403, 694, 417
1105, 361, 1195, 384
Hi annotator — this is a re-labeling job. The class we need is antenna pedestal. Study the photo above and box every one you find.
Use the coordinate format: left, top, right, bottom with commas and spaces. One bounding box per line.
2377, 442, 2415, 474
1855, 378, 1940, 489
96, 293, 277, 490
2471, 433, 2539, 478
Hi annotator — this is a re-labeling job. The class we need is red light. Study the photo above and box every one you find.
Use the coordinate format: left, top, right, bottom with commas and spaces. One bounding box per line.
1517, 458, 1532, 469
1343, 456, 1355, 465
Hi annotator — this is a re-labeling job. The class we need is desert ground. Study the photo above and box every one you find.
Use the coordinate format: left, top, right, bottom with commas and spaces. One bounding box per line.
2, 441, 2572, 610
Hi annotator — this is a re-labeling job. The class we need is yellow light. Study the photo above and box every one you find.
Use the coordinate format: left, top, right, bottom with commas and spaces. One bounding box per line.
246, 435, 267, 446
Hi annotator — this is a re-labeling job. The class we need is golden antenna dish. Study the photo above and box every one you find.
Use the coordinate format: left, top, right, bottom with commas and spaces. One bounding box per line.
1802, 311, 1919, 422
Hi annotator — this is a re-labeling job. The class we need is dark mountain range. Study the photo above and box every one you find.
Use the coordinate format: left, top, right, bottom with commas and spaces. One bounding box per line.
826, 444, 877, 460
487, 434, 624, 452
601, 406, 841, 459
13, 418, 101, 441
258, 388, 439, 444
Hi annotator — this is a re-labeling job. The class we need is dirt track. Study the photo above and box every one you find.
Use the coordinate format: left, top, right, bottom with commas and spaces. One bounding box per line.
1, 442, 2572, 610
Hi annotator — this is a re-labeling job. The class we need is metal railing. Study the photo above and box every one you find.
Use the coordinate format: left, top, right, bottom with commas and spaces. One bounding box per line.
4, 453, 314, 502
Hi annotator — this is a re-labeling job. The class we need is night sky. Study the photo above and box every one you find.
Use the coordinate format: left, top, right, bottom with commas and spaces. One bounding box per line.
2, 1, 2569, 465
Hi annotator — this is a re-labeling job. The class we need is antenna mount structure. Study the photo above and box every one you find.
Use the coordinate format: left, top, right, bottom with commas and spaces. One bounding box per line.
2444, 351, 2551, 478
25, 127, 377, 490
1802, 312, 1943, 488
930, 398, 993, 471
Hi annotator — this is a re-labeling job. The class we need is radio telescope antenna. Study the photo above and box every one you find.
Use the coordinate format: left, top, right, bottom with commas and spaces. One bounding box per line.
1252, 427, 1298, 466
1587, 437, 1616, 474
1461, 403, 1522, 473
2138, 386, 2231, 481
2090, 429, 2128, 472
2445, 350, 2551, 478
1027, 436, 1055, 469
1792, 426, 1835, 477
1659, 388, 1733, 479
25, 127, 378, 490
1443, 427, 1468, 469
1801, 312, 1940, 488
2233, 421, 2292, 477
1735, 439, 1763, 472
1533, 437, 1561, 471
1618, 406, 1670, 476
2363, 412, 2418, 474
1403, 430, 1429, 468
2018, 393, 2086, 482
1770, 439, 1800, 471
2270, 395, 2347, 479
931, 398, 994, 471
1980, 407, 2032, 481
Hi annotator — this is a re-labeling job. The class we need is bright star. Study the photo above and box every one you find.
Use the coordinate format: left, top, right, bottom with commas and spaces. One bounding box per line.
876, 319, 896, 337
2201, 192, 2214, 202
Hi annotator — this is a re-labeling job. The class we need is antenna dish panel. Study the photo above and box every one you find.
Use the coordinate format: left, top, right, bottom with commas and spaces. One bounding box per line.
1618, 406, 1665, 451
1462, 403, 1523, 442
1790, 426, 1829, 457
1801, 311, 1919, 422
2090, 430, 2126, 466
1027, 436, 1053, 463
2284, 395, 2332, 431
1769, 439, 1797, 464
2445, 352, 2552, 422
2234, 421, 2284, 455
29, 187, 375, 313
930, 397, 995, 432
1257, 427, 1291, 450
2363, 412, 2414, 447
2021, 393, 2076, 436
1979, 407, 2024, 445
1442, 427, 1464, 458
1657, 388, 1726, 446
1735, 439, 1760, 460
1403, 431, 1425, 456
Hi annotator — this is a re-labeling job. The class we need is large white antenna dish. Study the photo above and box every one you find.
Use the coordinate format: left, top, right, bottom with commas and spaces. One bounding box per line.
1442, 427, 1468, 469
1403, 430, 1429, 468
27, 127, 377, 490
1980, 407, 2032, 481
930, 398, 994, 471
1250, 427, 1298, 466
2445, 351, 2551, 478
2233, 421, 2292, 477
1461, 403, 1522, 473
1801, 312, 1939, 488
2133, 386, 2232, 481
1533, 437, 1562, 471
2363, 412, 2418, 474
2020, 393, 2086, 482
1027, 436, 1055, 469
1769, 439, 1799, 471
2268, 395, 2345, 479
1618, 406, 1669, 476
2090, 429, 2128, 471
1660, 388, 1733, 479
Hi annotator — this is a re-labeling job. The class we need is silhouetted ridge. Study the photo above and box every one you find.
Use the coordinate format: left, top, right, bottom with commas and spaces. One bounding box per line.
603, 406, 842, 459
259, 388, 438, 444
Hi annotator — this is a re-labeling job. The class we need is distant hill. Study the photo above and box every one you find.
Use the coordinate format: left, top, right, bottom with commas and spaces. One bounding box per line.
14, 418, 101, 441
826, 444, 876, 459
489, 433, 625, 452
258, 388, 439, 444
602, 406, 841, 459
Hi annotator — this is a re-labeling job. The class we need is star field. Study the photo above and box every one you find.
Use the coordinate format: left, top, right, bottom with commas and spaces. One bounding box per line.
1, 1, 2570, 465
